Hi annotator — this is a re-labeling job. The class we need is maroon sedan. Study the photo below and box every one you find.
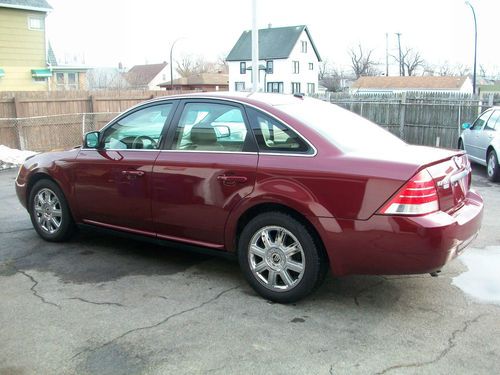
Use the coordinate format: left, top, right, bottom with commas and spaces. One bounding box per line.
15, 93, 483, 302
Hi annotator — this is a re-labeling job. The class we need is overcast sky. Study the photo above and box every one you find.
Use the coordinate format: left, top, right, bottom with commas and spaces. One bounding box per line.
46, 0, 499, 75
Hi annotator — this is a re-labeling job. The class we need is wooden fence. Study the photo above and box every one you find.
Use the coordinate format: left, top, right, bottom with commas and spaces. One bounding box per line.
0, 90, 183, 150
2, 90, 500, 152
322, 91, 500, 148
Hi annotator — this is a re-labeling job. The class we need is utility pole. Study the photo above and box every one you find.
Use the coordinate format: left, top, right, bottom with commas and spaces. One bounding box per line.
251, 0, 259, 92
395, 32, 403, 76
465, 1, 477, 95
385, 33, 389, 76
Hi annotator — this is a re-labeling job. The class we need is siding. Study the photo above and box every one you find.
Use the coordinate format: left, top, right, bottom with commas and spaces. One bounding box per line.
0, 7, 48, 91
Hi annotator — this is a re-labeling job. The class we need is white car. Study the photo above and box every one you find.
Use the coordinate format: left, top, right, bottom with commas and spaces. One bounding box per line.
459, 107, 500, 182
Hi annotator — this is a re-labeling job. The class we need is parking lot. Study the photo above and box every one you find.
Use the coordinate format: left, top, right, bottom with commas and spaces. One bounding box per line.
1, 164, 499, 375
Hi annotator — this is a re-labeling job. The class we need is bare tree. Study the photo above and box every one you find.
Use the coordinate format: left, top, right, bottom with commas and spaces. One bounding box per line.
402, 49, 424, 76
176, 54, 227, 77
348, 44, 379, 78
391, 47, 425, 76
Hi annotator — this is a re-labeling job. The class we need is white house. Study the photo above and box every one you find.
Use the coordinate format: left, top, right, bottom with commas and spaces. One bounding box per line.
226, 25, 321, 94
350, 76, 473, 94
124, 62, 170, 90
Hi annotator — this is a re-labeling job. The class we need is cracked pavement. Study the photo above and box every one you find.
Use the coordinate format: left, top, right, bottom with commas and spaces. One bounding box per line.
1, 164, 500, 375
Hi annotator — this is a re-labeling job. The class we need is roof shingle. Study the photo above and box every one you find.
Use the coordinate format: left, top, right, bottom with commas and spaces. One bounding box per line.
226, 25, 321, 61
125, 63, 168, 87
0, 0, 52, 11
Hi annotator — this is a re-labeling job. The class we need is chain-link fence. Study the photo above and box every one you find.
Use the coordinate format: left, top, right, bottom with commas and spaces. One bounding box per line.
0, 112, 119, 152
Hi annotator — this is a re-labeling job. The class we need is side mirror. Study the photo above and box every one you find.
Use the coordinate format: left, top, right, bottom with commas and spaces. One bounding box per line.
84, 131, 100, 148
461, 122, 471, 130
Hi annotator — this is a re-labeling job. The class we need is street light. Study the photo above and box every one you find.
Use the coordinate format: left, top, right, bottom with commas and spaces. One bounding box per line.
170, 37, 185, 91
465, 1, 477, 95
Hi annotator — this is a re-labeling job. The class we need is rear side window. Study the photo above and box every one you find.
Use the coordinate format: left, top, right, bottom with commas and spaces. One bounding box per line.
246, 108, 310, 153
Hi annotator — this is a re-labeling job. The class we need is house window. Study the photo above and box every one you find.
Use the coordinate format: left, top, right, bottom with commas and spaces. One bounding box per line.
309, 63, 314, 70
56, 73, 64, 85
301, 41, 307, 53
56, 72, 79, 90
293, 61, 299, 74
266, 82, 283, 93
266, 61, 273, 74
28, 16, 44, 30
240, 62, 246, 74
235, 82, 245, 91
33, 77, 47, 82
307, 83, 315, 94
291, 82, 301, 94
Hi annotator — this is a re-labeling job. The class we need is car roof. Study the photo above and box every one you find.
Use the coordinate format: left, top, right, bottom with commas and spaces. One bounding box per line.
140, 91, 305, 109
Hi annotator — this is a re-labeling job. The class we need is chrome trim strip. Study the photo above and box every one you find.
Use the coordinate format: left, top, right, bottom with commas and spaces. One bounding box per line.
159, 150, 257, 155
80, 148, 159, 152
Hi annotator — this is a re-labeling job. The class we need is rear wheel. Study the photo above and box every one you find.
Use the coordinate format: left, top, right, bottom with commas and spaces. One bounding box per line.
487, 150, 500, 182
238, 212, 327, 303
29, 179, 75, 241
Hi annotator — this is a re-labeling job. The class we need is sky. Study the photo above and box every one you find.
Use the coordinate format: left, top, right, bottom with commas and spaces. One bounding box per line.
46, 0, 499, 75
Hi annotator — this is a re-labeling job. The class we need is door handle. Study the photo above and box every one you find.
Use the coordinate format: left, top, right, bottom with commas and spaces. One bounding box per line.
217, 175, 248, 185
121, 170, 145, 178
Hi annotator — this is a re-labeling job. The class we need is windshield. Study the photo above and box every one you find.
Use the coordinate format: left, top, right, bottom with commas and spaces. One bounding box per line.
277, 97, 406, 152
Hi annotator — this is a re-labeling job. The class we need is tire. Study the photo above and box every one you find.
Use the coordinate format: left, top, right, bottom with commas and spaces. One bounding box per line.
238, 211, 327, 303
487, 150, 500, 182
28, 179, 75, 242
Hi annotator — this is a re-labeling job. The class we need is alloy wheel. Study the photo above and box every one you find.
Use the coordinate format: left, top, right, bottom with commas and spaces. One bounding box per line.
488, 153, 496, 177
33, 188, 63, 234
248, 226, 305, 292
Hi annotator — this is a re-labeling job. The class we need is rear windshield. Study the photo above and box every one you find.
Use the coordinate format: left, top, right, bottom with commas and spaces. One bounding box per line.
277, 98, 406, 152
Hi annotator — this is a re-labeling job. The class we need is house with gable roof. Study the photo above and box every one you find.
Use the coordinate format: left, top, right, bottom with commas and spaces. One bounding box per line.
226, 25, 321, 94
124, 62, 170, 90
0, 0, 53, 90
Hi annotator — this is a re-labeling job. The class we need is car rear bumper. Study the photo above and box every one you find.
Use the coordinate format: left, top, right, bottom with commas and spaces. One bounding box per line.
312, 190, 484, 276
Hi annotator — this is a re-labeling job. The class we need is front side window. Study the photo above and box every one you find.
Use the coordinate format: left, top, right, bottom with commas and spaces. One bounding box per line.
484, 110, 499, 131
293, 61, 299, 74
102, 104, 172, 150
247, 108, 310, 153
471, 111, 492, 130
173, 103, 249, 152
240, 62, 246, 74
292, 82, 301, 94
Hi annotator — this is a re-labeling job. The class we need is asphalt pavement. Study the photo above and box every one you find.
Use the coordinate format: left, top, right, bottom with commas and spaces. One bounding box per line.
1, 164, 499, 375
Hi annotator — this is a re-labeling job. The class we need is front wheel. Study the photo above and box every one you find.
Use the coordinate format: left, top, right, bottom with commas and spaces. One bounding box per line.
238, 212, 327, 303
29, 179, 75, 241
487, 150, 500, 182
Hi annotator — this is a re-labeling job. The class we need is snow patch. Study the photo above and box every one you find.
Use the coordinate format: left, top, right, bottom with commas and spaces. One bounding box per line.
0, 145, 38, 170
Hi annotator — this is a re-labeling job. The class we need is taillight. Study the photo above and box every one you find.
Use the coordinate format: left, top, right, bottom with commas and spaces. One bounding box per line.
379, 169, 439, 215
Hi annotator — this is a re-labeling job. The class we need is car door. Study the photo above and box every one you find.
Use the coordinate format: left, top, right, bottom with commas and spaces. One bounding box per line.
465, 110, 492, 162
475, 110, 499, 163
151, 100, 258, 248
74, 101, 176, 233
